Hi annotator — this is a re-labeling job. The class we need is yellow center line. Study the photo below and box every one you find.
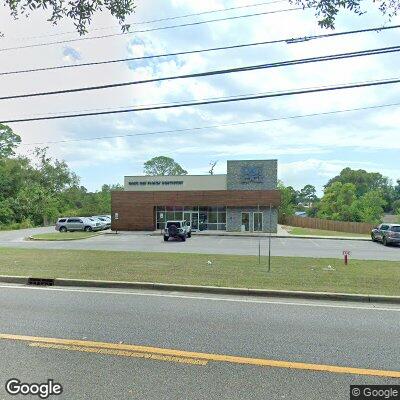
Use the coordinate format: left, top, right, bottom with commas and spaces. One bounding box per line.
1, 333, 399, 378
28, 343, 207, 366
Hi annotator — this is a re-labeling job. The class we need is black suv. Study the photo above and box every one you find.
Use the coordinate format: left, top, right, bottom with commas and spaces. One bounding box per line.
371, 224, 400, 246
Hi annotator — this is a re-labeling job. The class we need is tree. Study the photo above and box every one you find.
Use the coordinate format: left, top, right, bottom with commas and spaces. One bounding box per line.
394, 179, 400, 199
318, 182, 357, 221
277, 181, 296, 219
3, 0, 399, 36
144, 156, 187, 176
292, 0, 400, 29
209, 161, 218, 175
325, 167, 394, 211
350, 190, 386, 224
297, 184, 318, 206
0, 124, 21, 158
3, 0, 136, 36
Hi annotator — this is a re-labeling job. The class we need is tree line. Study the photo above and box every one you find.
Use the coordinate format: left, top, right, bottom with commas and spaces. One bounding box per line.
0, 124, 122, 229
279, 168, 400, 224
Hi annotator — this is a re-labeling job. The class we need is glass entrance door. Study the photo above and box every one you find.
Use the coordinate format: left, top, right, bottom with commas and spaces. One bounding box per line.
241, 212, 250, 232
183, 212, 199, 230
253, 212, 263, 232
191, 212, 199, 230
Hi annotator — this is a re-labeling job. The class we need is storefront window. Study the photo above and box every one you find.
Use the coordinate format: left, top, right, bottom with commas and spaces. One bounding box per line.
156, 206, 227, 231
208, 212, 218, 223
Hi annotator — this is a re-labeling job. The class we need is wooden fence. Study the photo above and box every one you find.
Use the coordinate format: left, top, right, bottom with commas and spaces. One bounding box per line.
280, 215, 375, 234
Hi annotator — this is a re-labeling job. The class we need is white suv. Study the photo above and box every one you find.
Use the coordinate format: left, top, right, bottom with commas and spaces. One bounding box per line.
163, 220, 191, 242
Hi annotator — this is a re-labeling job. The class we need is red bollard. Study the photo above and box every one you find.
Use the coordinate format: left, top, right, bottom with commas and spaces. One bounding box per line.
343, 250, 350, 265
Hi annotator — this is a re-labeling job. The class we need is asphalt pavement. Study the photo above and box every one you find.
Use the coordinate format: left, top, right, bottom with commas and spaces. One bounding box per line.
0, 284, 399, 399
0, 227, 399, 260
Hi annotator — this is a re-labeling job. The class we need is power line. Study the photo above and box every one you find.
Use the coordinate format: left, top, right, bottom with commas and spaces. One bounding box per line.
19, 101, 400, 146
2, 24, 400, 76
3, 77, 400, 124
7, 0, 288, 41
0, 6, 304, 52
2, 45, 400, 101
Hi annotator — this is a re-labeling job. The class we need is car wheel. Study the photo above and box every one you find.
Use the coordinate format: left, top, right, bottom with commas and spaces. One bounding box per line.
383, 237, 389, 246
84, 226, 92, 232
163, 236, 169, 242
181, 235, 186, 242
187, 232, 191, 238
59, 226, 67, 233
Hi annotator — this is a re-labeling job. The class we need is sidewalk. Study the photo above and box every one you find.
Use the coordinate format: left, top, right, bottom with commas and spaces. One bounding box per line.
148, 228, 370, 241
107, 225, 370, 241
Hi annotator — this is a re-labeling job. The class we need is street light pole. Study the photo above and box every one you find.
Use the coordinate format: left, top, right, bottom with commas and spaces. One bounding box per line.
268, 203, 272, 272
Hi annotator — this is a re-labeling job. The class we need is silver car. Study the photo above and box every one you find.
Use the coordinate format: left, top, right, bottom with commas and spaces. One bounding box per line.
55, 217, 103, 232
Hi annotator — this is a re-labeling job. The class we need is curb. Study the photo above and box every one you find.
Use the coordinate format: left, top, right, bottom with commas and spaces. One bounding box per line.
0, 275, 399, 304
27, 233, 102, 241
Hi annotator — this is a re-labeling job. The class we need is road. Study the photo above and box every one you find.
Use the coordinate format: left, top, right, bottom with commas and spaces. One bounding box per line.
0, 284, 399, 399
0, 227, 399, 260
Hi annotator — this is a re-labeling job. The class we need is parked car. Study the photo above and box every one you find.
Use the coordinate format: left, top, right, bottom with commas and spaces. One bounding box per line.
55, 217, 103, 232
163, 220, 191, 242
371, 223, 400, 246
91, 216, 111, 229
96, 215, 111, 220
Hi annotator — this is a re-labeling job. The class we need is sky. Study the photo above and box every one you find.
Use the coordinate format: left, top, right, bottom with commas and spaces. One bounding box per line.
1, 0, 400, 195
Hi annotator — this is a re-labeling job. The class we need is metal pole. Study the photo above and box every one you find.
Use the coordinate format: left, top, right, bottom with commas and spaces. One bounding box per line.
268, 203, 272, 272
258, 203, 261, 264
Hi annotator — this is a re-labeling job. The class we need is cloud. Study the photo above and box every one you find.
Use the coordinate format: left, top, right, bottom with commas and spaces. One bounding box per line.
1, 1, 399, 192
62, 46, 82, 62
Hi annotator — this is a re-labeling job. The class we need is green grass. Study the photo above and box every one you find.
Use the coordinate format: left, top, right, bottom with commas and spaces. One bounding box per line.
0, 248, 399, 296
29, 232, 101, 241
288, 227, 370, 238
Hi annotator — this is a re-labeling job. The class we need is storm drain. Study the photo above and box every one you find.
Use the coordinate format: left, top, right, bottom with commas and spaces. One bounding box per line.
27, 278, 55, 286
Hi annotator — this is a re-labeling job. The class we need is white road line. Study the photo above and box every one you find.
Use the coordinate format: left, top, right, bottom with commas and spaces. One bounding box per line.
0, 284, 399, 312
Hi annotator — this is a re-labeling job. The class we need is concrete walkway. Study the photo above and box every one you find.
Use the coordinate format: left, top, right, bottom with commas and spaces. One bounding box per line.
146, 225, 369, 241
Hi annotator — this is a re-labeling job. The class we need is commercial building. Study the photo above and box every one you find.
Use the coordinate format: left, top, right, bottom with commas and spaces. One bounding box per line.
111, 159, 280, 232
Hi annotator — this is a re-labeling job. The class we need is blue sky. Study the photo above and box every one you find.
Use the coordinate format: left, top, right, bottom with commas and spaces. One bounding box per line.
1, 0, 400, 195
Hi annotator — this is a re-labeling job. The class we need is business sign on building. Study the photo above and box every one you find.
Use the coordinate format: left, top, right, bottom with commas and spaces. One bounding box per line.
240, 166, 264, 184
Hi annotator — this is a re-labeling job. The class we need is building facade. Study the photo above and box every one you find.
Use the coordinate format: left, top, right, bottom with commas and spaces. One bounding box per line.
111, 159, 280, 232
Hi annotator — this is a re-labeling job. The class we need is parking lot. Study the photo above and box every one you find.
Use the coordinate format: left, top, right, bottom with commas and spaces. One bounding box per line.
0, 227, 399, 261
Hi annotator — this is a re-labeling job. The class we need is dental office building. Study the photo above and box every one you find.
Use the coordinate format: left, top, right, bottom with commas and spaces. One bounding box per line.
111, 159, 280, 233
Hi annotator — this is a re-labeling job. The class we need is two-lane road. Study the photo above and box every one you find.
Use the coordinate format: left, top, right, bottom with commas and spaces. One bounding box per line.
0, 284, 399, 399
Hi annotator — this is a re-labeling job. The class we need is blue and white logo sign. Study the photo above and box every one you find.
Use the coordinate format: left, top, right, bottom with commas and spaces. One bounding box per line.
240, 167, 264, 183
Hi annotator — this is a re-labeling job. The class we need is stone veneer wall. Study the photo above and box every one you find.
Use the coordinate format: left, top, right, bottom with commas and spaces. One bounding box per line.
226, 206, 278, 233
225, 160, 278, 232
